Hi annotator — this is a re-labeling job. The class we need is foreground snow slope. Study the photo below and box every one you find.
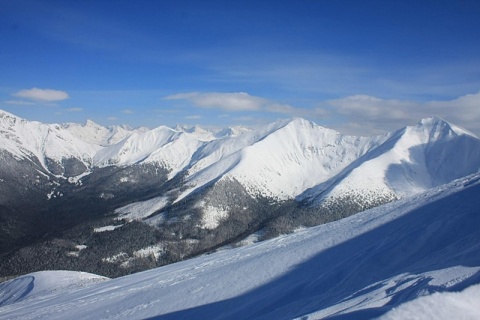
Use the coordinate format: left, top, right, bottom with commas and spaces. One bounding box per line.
0, 271, 107, 308
1, 173, 480, 319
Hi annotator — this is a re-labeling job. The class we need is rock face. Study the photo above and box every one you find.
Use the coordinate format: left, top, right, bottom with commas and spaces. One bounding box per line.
1, 109, 479, 278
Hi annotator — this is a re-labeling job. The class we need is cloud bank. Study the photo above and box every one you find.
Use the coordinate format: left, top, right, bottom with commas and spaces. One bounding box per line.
13, 88, 69, 102
166, 90, 480, 137
324, 91, 480, 135
165, 92, 316, 117
165, 92, 265, 112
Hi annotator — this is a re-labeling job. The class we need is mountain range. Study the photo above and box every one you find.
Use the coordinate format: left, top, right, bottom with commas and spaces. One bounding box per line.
0, 109, 479, 278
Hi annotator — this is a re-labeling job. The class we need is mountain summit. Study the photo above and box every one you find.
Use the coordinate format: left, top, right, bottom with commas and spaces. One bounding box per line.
300, 116, 480, 207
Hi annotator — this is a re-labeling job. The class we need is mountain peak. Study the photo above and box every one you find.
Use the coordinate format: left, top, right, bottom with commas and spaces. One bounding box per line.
0, 109, 22, 123
84, 119, 101, 127
417, 116, 455, 129
282, 117, 339, 135
416, 116, 477, 139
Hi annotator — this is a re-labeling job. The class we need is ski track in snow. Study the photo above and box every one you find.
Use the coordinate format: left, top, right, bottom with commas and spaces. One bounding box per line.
1, 173, 480, 319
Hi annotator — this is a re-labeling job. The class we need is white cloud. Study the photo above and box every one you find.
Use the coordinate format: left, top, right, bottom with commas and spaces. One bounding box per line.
166, 92, 264, 112
13, 88, 69, 102
165, 92, 318, 119
165, 91, 480, 136
107, 116, 118, 121
122, 109, 134, 114
324, 91, 480, 136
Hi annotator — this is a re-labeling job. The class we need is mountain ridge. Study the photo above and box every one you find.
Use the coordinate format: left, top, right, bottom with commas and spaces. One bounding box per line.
1, 109, 479, 279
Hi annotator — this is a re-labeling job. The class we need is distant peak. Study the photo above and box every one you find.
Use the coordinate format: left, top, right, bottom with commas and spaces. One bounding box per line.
214, 125, 252, 138
0, 109, 23, 126
269, 117, 314, 129
283, 117, 337, 133
0, 109, 20, 119
418, 116, 449, 126
414, 116, 477, 139
290, 118, 318, 127
84, 119, 102, 127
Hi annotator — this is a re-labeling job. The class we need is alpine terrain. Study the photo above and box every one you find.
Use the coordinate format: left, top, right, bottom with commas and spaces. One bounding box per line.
1, 173, 480, 319
0, 109, 479, 278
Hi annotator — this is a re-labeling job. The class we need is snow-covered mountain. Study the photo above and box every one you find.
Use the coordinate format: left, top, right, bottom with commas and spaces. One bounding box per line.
301, 116, 480, 208
214, 125, 252, 138
63, 120, 144, 147
1, 109, 479, 278
1, 173, 479, 319
178, 118, 385, 201
0, 110, 99, 175
1, 109, 478, 202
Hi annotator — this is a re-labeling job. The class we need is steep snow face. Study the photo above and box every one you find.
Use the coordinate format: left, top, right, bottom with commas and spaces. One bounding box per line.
303, 117, 480, 206
228, 118, 385, 198
0, 110, 100, 173
416, 117, 480, 186
1, 173, 479, 319
180, 118, 386, 200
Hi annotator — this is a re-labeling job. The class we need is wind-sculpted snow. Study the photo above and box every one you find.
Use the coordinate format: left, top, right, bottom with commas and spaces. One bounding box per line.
1, 173, 479, 319
378, 283, 480, 320
0, 271, 107, 308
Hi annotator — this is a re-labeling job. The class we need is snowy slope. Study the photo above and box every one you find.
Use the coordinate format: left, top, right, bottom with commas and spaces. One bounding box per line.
378, 284, 480, 320
0, 271, 107, 308
302, 117, 480, 207
0, 110, 100, 174
1, 173, 479, 319
178, 118, 386, 201
93, 126, 209, 179
114, 196, 169, 222
175, 124, 217, 141
214, 125, 252, 138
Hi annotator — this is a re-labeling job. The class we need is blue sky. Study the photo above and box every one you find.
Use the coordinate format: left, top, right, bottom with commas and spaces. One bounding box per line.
1, 0, 480, 135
